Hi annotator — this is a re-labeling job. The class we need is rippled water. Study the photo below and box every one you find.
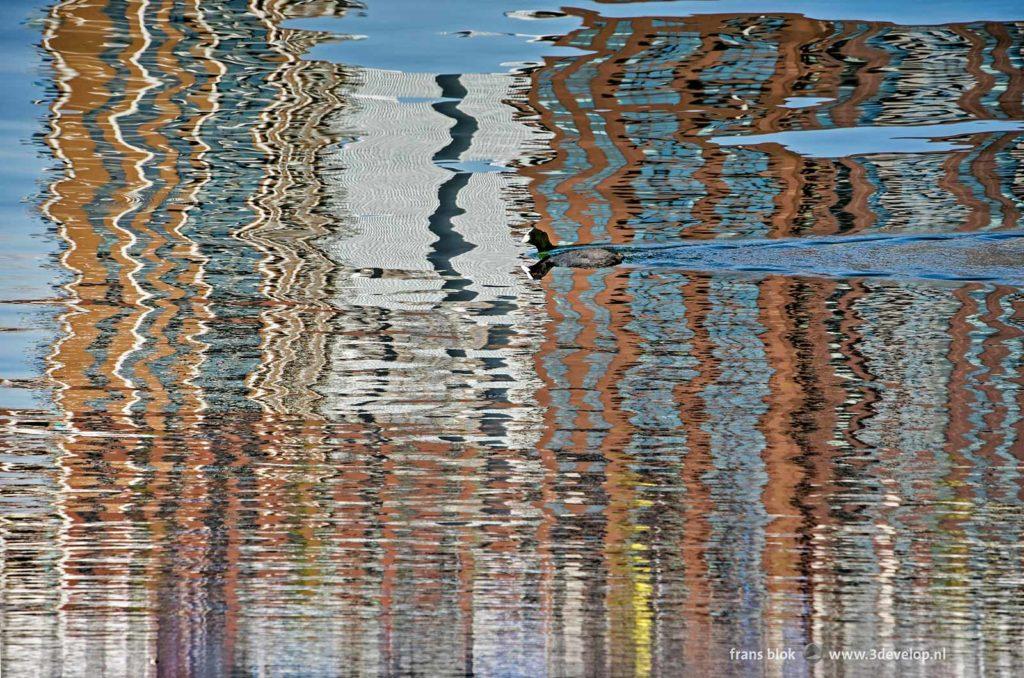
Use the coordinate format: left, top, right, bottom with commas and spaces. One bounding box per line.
2, 1, 1024, 676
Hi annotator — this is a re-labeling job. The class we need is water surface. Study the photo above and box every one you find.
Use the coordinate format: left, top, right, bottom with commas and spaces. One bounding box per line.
2, 0, 1024, 676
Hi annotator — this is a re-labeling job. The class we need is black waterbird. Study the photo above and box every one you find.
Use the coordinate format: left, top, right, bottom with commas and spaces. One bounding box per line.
523, 228, 623, 279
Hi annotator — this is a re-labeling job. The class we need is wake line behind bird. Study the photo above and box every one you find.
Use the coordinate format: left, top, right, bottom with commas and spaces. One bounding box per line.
524, 228, 1024, 284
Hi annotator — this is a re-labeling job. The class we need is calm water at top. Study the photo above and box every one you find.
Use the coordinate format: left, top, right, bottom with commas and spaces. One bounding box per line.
1, 0, 1023, 676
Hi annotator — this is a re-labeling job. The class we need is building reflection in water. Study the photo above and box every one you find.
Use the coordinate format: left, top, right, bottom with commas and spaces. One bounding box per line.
524, 9, 1024, 676
0, 0, 1022, 676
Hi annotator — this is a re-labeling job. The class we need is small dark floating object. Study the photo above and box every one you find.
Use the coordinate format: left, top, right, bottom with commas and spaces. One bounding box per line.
524, 228, 623, 279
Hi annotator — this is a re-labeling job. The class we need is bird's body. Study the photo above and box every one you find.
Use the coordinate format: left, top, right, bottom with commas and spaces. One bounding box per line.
546, 247, 623, 269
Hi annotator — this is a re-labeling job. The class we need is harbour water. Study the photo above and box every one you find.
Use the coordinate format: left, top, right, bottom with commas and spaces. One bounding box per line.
1, 1, 1023, 676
